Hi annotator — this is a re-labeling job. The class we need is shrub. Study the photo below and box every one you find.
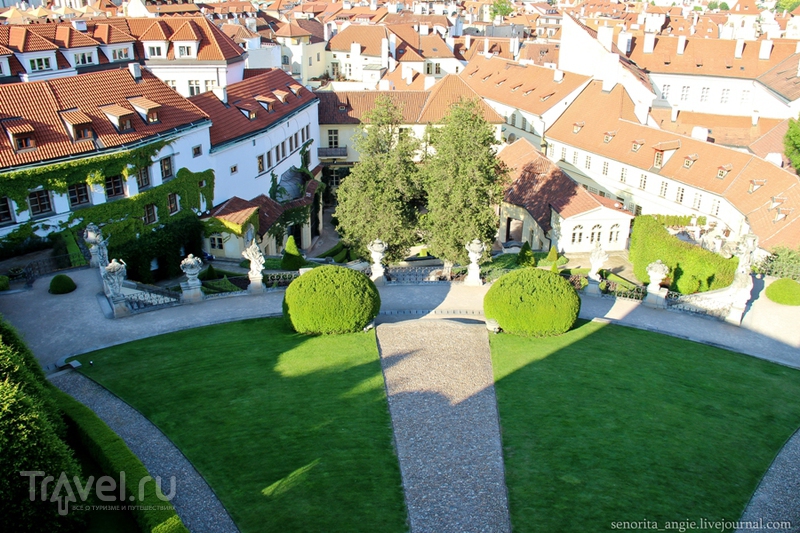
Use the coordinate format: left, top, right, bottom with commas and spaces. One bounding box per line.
283, 265, 381, 334
49, 274, 76, 295
202, 276, 242, 294
281, 236, 305, 271
199, 264, 218, 281
765, 278, 800, 306
0, 276, 9, 291
550, 261, 559, 273
517, 242, 536, 267
484, 269, 580, 337
629, 216, 737, 294
317, 242, 344, 259
332, 248, 348, 263
546, 245, 558, 264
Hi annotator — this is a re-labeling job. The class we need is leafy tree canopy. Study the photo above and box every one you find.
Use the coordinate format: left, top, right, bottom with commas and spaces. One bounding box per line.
490, 0, 514, 19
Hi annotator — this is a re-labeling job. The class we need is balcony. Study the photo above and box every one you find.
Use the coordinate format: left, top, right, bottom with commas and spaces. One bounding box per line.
317, 146, 348, 159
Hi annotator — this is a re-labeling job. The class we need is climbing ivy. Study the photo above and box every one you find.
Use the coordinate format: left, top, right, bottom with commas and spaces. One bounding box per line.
0, 141, 170, 213
203, 208, 259, 238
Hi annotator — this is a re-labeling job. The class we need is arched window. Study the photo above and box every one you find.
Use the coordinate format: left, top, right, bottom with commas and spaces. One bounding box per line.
520, 116, 527, 131
590, 224, 602, 243
282, 55, 289, 65
510, 113, 517, 128
609, 224, 620, 243
571, 225, 583, 244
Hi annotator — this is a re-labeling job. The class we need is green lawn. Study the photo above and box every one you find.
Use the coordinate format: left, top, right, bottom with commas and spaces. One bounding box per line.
74, 318, 406, 533
765, 278, 800, 306
491, 321, 800, 532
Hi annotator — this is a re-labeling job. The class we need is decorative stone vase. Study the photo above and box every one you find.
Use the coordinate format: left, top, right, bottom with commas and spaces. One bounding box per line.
368, 239, 387, 286
465, 239, 486, 287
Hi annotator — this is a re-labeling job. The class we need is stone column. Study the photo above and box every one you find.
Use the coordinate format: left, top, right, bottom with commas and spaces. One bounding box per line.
465, 239, 486, 287
368, 239, 387, 286
180, 254, 204, 303
643, 260, 669, 308
242, 241, 265, 294
102, 259, 130, 317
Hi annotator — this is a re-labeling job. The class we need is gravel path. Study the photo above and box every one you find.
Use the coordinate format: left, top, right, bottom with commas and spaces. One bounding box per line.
376, 321, 511, 533
737, 428, 800, 533
50, 371, 238, 533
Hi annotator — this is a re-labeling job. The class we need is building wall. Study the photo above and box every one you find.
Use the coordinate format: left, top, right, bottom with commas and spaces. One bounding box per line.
146, 61, 244, 97
499, 202, 550, 250
550, 208, 632, 254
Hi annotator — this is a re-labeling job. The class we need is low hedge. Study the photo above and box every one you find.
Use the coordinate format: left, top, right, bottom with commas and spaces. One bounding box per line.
0, 275, 9, 291
484, 269, 580, 337
317, 242, 344, 259
765, 278, 800, 306
629, 216, 737, 294
49, 274, 76, 294
652, 214, 707, 227
332, 249, 348, 263
283, 265, 380, 334
54, 390, 189, 533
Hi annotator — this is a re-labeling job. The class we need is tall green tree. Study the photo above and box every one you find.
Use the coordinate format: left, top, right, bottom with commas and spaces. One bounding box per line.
777, 0, 800, 13
490, 0, 514, 19
785, 117, 800, 169
422, 99, 507, 276
334, 96, 422, 262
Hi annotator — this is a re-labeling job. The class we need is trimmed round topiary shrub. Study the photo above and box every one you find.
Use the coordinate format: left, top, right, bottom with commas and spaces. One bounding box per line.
281, 235, 305, 271
765, 278, 800, 306
283, 265, 381, 334
49, 274, 76, 295
484, 269, 580, 337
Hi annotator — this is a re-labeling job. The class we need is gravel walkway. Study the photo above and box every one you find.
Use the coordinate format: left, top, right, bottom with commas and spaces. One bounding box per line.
50, 371, 238, 533
737, 428, 800, 533
376, 321, 511, 533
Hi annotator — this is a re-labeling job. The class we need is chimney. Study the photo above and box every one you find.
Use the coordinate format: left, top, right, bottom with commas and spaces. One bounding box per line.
424, 75, 436, 90
484, 37, 489, 56
445, 36, 455, 52
389, 56, 397, 72
751, 113, 759, 126
677, 35, 686, 55
128, 62, 142, 81
671, 105, 679, 122
420, 24, 429, 36
597, 25, 613, 52
465, 34, 471, 50
693, 11, 699, 25
71, 19, 87, 32
691, 126, 709, 141
245, 17, 257, 33
405, 69, 413, 86
343, 1, 352, 10
381, 37, 389, 69
553, 69, 564, 83
759, 39, 773, 60
510, 36, 519, 58
643, 32, 655, 54
734, 38, 744, 59
370, 0, 377, 11
212, 85, 227, 104
324, 23, 330, 42
389, 33, 397, 59
617, 32, 632, 55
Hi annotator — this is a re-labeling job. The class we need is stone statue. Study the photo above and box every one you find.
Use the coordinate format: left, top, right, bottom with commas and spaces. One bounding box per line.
102, 258, 127, 298
180, 254, 203, 287
242, 241, 265, 278
367, 239, 387, 285
84, 223, 109, 267
465, 239, 486, 286
646, 260, 669, 294
588, 241, 608, 282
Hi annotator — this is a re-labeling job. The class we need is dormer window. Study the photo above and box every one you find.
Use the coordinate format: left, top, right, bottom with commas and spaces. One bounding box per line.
255, 95, 276, 112
572, 122, 585, 134
289, 84, 303, 96
148, 46, 163, 58
540, 93, 554, 101
749, 179, 766, 193
237, 104, 258, 120
274, 90, 289, 103
5, 119, 36, 152
774, 207, 792, 223
129, 97, 162, 124
716, 164, 732, 179
61, 110, 94, 142
338, 105, 346, 111
29, 58, 51, 71
178, 45, 192, 57
684, 154, 698, 168
15, 135, 35, 150
771, 196, 786, 209
632, 140, 643, 152
603, 131, 616, 143
653, 151, 663, 169
147, 110, 158, 123
74, 125, 93, 141
101, 105, 135, 133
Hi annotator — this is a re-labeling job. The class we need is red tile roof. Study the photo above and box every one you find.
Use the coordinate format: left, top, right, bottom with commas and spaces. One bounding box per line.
205, 196, 259, 227
92, 23, 136, 45
169, 20, 201, 42
274, 22, 313, 38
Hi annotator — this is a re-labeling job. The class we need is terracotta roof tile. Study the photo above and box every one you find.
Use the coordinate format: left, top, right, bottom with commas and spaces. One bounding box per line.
2, 118, 34, 135
92, 23, 136, 44
204, 196, 259, 227
274, 22, 313, 38
139, 20, 171, 41
169, 20, 201, 42
53, 26, 100, 48
250, 193, 284, 236
327, 24, 388, 56
379, 67, 428, 90
60, 110, 93, 125
7, 26, 58, 53
418, 75, 504, 124
316, 91, 428, 125
99, 104, 135, 118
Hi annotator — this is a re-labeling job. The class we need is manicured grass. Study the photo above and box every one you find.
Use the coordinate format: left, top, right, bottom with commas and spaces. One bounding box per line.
74, 318, 406, 533
765, 278, 800, 306
491, 321, 800, 532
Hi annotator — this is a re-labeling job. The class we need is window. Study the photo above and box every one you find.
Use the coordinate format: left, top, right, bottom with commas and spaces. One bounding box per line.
210, 233, 224, 250
717, 167, 729, 179
609, 224, 620, 243
29, 57, 51, 71
305, 125, 310, 141
653, 151, 663, 169
112, 48, 129, 61
178, 45, 191, 57
147, 110, 159, 123
0, 197, 12, 223
205, 80, 214, 93
639, 175, 647, 190
230, 165, 238, 175
584, 155, 591, 169
620, 168, 627, 183
192, 145, 202, 158
165, 80, 177, 91
105, 175, 125, 198
572, 151, 579, 165
571, 225, 583, 244
289, 136, 294, 152
15, 135, 34, 151
75, 126, 93, 141
692, 192, 702, 210
266, 151, 272, 168
273, 146, 280, 164
119, 117, 133, 132
143, 204, 157, 225
741, 90, 750, 105
560, 147, 567, 161
509, 113, 516, 127
700, 87, 709, 103
659, 181, 668, 197
28, 190, 52, 216
590, 224, 602, 243
74, 52, 93, 65
317, 52, 320, 62
675, 186, 685, 204
521, 116, 527, 131
632, 142, 642, 152
281, 141, 286, 160
188, 80, 201, 96
661, 84, 670, 99
435, 63, 441, 75
257, 154, 265, 173
720, 88, 730, 104
602, 161, 609, 176
282, 54, 290, 65
426, 62, 433, 74
680, 86, 689, 101
161, 157, 173, 180
68, 183, 90, 207
168, 193, 180, 214
711, 199, 720, 216
137, 167, 150, 189
547, 144, 554, 157
148, 46, 162, 58
328, 129, 339, 148
634, 205, 643, 216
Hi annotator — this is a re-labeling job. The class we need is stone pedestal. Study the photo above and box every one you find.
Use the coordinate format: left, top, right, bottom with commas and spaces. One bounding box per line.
248, 274, 264, 294
643, 288, 668, 309
584, 279, 602, 297
110, 295, 131, 318
299, 267, 314, 276
464, 239, 485, 287
180, 282, 203, 303
368, 239, 387, 286
465, 262, 483, 286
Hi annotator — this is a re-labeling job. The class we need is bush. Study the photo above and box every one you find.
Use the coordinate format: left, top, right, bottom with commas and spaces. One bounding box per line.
281, 236, 305, 271
546, 245, 558, 264
0, 276, 9, 291
49, 274, 76, 295
332, 248, 348, 263
652, 214, 707, 227
517, 242, 535, 267
484, 269, 580, 337
629, 216, 737, 294
283, 266, 381, 334
198, 264, 218, 281
317, 242, 344, 259
765, 278, 800, 306
201, 276, 242, 294
54, 390, 189, 533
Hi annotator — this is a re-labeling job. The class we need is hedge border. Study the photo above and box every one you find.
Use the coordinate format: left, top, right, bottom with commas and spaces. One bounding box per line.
53, 390, 189, 533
